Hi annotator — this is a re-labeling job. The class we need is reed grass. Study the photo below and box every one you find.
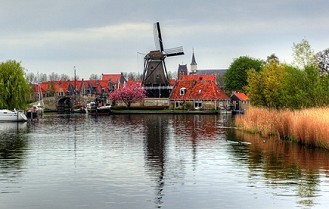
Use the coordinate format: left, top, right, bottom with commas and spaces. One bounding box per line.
235, 107, 329, 149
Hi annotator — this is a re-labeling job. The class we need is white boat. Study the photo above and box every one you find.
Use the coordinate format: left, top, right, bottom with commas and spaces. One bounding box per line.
0, 109, 28, 122
0, 122, 27, 132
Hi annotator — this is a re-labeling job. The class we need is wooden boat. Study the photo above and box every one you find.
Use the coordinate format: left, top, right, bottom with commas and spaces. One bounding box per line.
0, 109, 28, 122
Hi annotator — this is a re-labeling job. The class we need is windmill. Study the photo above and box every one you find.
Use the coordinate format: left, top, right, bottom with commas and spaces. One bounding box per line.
142, 22, 184, 97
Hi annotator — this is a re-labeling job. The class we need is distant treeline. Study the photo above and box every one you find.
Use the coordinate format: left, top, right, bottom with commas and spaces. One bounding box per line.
25, 71, 177, 83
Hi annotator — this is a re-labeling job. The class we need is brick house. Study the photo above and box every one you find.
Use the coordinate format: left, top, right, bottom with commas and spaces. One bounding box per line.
169, 75, 230, 110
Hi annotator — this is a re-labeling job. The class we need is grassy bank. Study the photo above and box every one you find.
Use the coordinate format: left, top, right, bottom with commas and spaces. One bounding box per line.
235, 107, 329, 149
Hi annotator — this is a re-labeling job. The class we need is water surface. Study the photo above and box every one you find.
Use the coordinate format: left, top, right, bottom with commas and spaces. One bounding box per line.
0, 114, 329, 209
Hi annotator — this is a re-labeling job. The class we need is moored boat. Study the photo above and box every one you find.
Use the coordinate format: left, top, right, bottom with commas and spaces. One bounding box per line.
87, 102, 111, 115
0, 109, 28, 122
26, 102, 44, 119
26, 107, 38, 119
71, 104, 87, 114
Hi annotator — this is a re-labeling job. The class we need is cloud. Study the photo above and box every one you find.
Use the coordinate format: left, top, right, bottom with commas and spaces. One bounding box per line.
1, 0, 329, 78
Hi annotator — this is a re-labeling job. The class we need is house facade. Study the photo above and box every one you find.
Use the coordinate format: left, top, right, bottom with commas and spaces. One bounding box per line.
169, 75, 230, 110
32, 73, 128, 100
230, 91, 250, 112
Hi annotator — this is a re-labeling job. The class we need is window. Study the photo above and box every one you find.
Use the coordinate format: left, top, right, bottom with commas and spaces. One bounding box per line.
180, 87, 186, 95
175, 101, 180, 108
194, 101, 202, 109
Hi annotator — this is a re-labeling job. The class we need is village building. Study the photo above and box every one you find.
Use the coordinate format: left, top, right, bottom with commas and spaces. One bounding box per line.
101, 72, 127, 90
169, 75, 230, 110
177, 64, 188, 80
33, 72, 128, 99
30, 51, 250, 113
230, 91, 250, 113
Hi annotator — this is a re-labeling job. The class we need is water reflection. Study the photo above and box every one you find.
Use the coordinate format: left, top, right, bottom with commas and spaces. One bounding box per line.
226, 129, 329, 208
173, 114, 229, 140
143, 114, 231, 208
1, 114, 329, 208
0, 122, 29, 192
143, 115, 169, 208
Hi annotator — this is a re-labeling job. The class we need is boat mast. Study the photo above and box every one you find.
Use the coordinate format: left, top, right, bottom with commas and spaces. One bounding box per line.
74, 66, 77, 105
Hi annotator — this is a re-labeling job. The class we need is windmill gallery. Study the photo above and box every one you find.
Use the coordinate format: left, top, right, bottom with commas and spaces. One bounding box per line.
30, 22, 246, 113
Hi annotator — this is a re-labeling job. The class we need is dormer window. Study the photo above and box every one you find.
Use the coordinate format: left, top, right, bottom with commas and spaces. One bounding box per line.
180, 87, 186, 95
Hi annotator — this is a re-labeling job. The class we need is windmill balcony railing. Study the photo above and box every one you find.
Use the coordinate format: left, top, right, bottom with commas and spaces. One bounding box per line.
142, 86, 173, 90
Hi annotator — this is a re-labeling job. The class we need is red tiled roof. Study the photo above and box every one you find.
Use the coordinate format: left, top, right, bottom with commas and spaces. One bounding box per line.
39, 82, 49, 92
181, 75, 215, 82
102, 74, 121, 82
127, 80, 142, 86
170, 75, 229, 100
169, 79, 176, 86
233, 91, 249, 101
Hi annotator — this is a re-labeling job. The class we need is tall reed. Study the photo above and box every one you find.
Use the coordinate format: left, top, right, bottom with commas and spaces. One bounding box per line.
235, 107, 329, 149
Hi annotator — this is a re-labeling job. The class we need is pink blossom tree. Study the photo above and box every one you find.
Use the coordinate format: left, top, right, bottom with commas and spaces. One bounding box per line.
109, 84, 146, 108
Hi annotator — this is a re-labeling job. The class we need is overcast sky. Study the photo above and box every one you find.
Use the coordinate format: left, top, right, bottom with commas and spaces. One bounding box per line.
1, 0, 329, 79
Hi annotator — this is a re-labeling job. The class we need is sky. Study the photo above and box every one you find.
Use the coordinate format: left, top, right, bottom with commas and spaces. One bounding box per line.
1, 0, 329, 80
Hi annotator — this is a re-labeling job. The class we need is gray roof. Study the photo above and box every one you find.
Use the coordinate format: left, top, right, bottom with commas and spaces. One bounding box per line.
195, 69, 227, 76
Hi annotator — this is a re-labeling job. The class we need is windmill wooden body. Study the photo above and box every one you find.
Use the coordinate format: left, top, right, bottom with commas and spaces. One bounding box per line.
142, 22, 184, 97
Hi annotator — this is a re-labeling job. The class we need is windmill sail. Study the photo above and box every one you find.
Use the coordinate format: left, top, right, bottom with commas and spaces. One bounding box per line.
153, 22, 164, 52
164, 46, 184, 57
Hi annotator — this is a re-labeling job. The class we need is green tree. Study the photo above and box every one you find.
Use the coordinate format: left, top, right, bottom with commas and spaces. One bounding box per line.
282, 65, 308, 109
224, 56, 264, 91
292, 39, 316, 68
245, 68, 267, 107
0, 60, 32, 109
245, 61, 287, 109
303, 65, 329, 107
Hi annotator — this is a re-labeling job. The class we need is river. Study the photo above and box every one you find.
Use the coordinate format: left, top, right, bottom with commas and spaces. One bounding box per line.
0, 114, 329, 209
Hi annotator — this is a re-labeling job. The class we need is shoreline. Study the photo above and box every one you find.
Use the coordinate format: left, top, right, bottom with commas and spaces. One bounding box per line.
111, 109, 222, 115
44, 109, 232, 115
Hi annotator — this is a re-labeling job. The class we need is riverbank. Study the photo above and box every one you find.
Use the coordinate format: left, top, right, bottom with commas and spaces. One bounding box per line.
235, 107, 329, 149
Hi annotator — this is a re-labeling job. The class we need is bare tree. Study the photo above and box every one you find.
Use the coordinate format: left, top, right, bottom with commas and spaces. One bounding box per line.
127, 72, 138, 81
26, 72, 38, 84
48, 72, 60, 81
316, 48, 329, 75
167, 71, 177, 80
60, 74, 70, 81
39, 73, 48, 82
89, 74, 101, 80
